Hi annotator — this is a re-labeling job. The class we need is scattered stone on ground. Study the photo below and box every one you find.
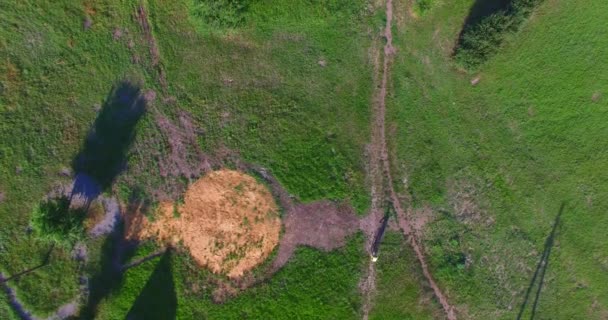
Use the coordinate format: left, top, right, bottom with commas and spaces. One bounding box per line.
15, 166, 22, 174
592, 92, 602, 102
71, 243, 88, 262
112, 28, 123, 40
471, 76, 481, 86
59, 167, 71, 177
318, 60, 327, 67
55, 300, 79, 320
126, 170, 281, 278
83, 17, 92, 30
143, 89, 156, 102
222, 77, 234, 86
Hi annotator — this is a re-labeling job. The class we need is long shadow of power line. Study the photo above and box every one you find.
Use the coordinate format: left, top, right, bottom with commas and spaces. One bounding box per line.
517, 202, 564, 320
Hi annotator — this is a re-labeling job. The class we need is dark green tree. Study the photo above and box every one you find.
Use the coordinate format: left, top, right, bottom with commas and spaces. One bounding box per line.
31, 196, 86, 246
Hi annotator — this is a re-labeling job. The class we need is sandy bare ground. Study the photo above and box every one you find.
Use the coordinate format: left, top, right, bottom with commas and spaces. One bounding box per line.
360, 0, 456, 319
126, 170, 281, 279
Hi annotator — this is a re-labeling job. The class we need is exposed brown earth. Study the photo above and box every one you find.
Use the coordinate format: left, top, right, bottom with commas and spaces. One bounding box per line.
245, 164, 362, 274
271, 200, 360, 272
126, 170, 281, 278
156, 112, 214, 179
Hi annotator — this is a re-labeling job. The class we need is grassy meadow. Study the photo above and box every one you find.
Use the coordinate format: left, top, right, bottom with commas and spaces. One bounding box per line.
1, 0, 606, 319
387, 0, 608, 318
94, 235, 366, 319
0, 0, 377, 317
369, 232, 441, 319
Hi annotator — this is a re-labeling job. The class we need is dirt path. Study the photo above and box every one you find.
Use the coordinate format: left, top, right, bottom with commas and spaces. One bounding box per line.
362, 0, 456, 319
135, 4, 167, 92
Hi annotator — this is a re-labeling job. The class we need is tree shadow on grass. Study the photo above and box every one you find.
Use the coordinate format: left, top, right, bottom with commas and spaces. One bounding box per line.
516, 202, 564, 320
79, 221, 139, 320
71, 81, 147, 201
461, 0, 513, 30
79, 192, 165, 319
126, 249, 176, 320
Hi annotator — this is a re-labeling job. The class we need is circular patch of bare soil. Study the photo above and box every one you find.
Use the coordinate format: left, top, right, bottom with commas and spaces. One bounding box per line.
126, 170, 281, 278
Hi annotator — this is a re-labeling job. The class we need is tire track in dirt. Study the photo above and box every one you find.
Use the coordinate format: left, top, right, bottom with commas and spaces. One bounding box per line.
359, 12, 389, 320
363, 0, 456, 319
135, 3, 168, 92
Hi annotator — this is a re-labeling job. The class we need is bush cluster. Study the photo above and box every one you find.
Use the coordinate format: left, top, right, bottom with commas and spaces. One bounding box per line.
416, 0, 434, 14
455, 0, 543, 69
31, 196, 86, 246
190, 0, 251, 29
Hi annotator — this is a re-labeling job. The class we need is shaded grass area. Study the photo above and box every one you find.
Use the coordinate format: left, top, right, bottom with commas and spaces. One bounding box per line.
0, 291, 18, 320
72, 81, 147, 191
94, 234, 366, 319
126, 250, 176, 320
369, 232, 440, 320
388, 0, 608, 318
79, 223, 139, 320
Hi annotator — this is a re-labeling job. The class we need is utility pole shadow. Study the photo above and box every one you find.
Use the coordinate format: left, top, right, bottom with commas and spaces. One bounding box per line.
126, 249, 177, 320
0, 244, 54, 283
516, 202, 565, 320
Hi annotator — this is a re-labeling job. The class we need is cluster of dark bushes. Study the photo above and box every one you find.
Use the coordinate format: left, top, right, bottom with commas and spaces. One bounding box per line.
454, 0, 543, 69
31, 196, 86, 247
190, 0, 251, 29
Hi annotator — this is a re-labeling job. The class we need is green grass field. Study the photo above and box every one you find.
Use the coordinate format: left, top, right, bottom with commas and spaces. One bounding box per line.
0, 0, 377, 317
1, 0, 607, 318
369, 232, 441, 319
93, 234, 365, 319
387, 0, 608, 318
0, 291, 17, 320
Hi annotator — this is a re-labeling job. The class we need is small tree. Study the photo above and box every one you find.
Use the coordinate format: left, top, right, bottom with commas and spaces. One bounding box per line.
31, 196, 86, 246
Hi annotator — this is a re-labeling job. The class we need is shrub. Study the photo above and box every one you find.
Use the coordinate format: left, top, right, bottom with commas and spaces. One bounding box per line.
455, 13, 515, 69
454, 0, 544, 69
415, 0, 434, 14
190, 0, 251, 29
31, 196, 86, 246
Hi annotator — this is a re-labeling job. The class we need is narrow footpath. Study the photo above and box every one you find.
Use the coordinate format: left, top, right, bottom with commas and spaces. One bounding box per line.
361, 1, 456, 319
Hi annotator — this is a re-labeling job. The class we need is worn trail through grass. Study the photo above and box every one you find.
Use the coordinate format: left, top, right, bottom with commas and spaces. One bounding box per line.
361, 0, 456, 319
